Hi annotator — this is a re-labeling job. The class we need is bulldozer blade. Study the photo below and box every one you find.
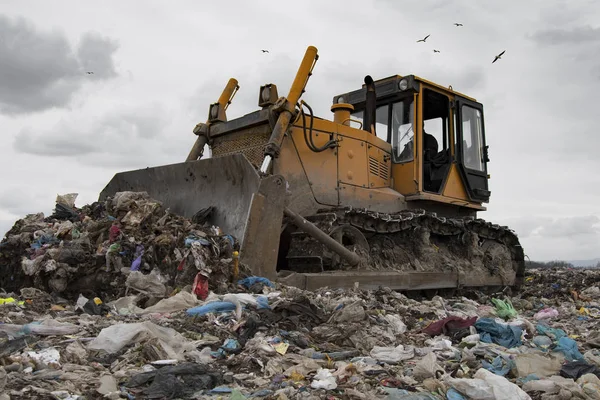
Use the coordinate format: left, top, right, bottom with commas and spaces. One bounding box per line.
99, 154, 261, 243
100, 153, 288, 281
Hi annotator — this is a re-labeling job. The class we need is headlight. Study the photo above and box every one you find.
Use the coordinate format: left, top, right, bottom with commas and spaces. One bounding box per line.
398, 79, 408, 91
210, 104, 219, 119
261, 86, 271, 103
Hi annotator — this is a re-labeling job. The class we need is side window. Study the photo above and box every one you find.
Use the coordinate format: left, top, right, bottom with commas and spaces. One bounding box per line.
461, 105, 484, 171
350, 106, 389, 142
392, 99, 414, 163
350, 110, 364, 130
375, 104, 389, 142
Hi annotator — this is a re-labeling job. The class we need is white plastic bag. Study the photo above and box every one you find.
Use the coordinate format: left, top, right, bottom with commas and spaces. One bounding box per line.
311, 368, 337, 390
87, 321, 195, 360
384, 313, 407, 334
448, 368, 531, 400
370, 344, 415, 364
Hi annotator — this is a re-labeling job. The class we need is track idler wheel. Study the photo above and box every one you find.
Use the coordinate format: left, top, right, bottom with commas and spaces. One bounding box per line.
329, 224, 369, 269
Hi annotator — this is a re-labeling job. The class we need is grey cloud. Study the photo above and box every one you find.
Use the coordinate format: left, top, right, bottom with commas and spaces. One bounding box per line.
535, 215, 600, 238
13, 103, 171, 167
76, 32, 119, 79
529, 26, 600, 46
0, 14, 119, 115
14, 127, 97, 156
494, 216, 552, 239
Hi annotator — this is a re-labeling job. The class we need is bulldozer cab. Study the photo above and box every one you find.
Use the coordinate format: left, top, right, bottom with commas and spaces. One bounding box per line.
334, 75, 491, 215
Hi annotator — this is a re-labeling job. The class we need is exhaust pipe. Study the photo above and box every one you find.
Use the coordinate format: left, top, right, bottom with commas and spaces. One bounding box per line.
363, 75, 376, 135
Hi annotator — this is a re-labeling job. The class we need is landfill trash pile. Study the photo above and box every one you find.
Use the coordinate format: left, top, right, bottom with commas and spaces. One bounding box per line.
0, 192, 239, 302
0, 266, 598, 399
1, 194, 600, 399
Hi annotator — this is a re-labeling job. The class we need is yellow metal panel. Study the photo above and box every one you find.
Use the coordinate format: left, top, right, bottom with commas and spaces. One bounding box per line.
339, 185, 406, 213
442, 164, 470, 201
367, 144, 391, 188
335, 122, 392, 153
392, 162, 418, 195
405, 192, 486, 211
415, 90, 423, 192
277, 125, 339, 206
338, 136, 369, 188
413, 75, 477, 102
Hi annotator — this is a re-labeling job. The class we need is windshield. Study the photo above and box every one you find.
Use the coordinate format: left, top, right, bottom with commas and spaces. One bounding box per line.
391, 97, 414, 163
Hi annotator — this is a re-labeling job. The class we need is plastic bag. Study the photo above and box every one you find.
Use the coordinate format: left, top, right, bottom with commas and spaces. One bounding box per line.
370, 344, 415, 364
142, 291, 202, 314
491, 298, 517, 320
447, 368, 531, 400
513, 352, 563, 378
311, 368, 337, 390
126, 270, 167, 297
385, 314, 408, 334
87, 321, 196, 360
413, 352, 444, 380
187, 301, 237, 316
554, 336, 584, 361
56, 193, 78, 208
533, 308, 559, 320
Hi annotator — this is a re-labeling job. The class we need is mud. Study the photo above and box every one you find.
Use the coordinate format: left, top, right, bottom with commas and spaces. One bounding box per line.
285, 208, 521, 288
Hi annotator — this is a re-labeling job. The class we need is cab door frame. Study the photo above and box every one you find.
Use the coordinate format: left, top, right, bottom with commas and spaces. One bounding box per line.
455, 96, 491, 202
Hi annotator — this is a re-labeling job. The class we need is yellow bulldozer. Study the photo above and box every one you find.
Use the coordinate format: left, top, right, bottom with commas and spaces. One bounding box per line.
101, 46, 524, 293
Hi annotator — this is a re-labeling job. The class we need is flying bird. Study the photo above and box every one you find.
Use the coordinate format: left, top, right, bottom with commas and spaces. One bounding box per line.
86, 71, 94, 74
454, 23, 463, 26
416, 34, 430, 43
261, 49, 269, 53
492, 50, 506, 63
433, 49, 440, 53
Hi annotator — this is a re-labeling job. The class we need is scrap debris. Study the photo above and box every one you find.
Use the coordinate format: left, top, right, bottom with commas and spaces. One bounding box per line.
1, 193, 600, 399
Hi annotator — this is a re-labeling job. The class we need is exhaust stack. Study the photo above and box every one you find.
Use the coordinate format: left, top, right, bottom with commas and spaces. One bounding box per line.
363, 75, 376, 135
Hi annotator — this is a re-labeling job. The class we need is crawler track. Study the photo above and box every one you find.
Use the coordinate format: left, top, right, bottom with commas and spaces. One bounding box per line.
284, 207, 525, 291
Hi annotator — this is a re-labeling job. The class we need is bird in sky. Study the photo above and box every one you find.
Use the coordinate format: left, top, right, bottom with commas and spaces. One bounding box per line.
492, 50, 506, 63
433, 49, 440, 53
416, 34, 430, 43
261, 49, 269, 53
86, 71, 94, 74
454, 23, 463, 26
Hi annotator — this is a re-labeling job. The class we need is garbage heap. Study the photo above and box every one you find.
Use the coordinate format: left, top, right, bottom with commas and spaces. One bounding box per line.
1, 194, 600, 399
0, 192, 239, 303
0, 267, 598, 399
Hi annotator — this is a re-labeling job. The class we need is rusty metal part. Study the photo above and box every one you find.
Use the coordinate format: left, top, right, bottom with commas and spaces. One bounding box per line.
100, 153, 261, 242
283, 207, 362, 267
238, 174, 287, 280
186, 78, 239, 162
186, 134, 208, 162
211, 125, 271, 168
261, 46, 319, 173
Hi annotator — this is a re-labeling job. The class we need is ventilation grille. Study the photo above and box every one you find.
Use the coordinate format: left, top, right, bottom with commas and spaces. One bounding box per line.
369, 156, 390, 180
211, 131, 270, 168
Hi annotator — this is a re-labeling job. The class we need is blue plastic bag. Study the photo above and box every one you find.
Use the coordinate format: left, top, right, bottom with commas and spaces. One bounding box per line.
186, 301, 237, 316
475, 318, 523, 348
238, 276, 275, 289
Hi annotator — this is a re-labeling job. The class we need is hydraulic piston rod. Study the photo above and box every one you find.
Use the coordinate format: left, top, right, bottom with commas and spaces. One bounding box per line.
261, 46, 318, 173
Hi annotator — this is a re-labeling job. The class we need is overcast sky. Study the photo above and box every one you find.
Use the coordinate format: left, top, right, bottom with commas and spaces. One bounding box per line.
1, 0, 599, 262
